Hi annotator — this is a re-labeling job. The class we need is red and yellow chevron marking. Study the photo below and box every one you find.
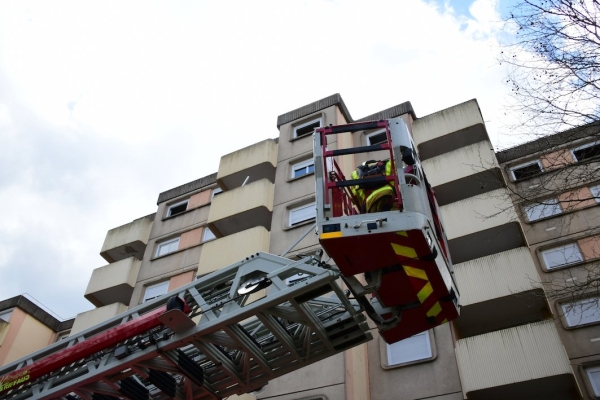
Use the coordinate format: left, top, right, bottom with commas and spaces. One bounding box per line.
400, 258, 444, 325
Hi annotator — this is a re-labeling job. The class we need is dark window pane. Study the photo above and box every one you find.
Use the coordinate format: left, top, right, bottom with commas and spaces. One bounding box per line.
573, 144, 600, 162
296, 121, 321, 137
512, 163, 542, 180
368, 132, 387, 145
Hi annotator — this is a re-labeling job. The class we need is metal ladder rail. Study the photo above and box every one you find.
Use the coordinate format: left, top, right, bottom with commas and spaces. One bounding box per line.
0, 253, 372, 400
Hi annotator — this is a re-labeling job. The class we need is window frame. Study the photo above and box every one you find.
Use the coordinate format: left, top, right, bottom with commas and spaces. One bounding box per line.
585, 365, 600, 397
143, 281, 169, 303
155, 237, 180, 257
166, 199, 189, 217
560, 297, 600, 328
202, 227, 216, 242
509, 160, 543, 181
571, 140, 600, 162
211, 187, 223, 199
290, 158, 315, 180
523, 198, 562, 222
590, 185, 600, 203
541, 243, 584, 270
382, 330, 435, 369
293, 118, 322, 139
0, 308, 13, 323
288, 202, 316, 227
366, 129, 388, 146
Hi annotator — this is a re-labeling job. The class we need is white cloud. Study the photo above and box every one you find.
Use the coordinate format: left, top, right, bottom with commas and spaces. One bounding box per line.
0, 0, 517, 318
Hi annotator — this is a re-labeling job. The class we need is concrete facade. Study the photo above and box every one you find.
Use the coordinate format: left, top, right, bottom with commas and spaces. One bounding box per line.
12, 93, 589, 398
0, 295, 73, 366
497, 126, 600, 399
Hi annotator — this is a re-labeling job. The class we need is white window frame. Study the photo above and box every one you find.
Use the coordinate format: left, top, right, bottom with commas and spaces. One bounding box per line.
290, 159, 315, 179
143, 281, 169, 302
166, 199, 189, 217
293, 118, 322, 139
366, 129, 387, 146
0, 308, 13, 323
586, 365, 600, 396
590, 185, 600, 203
561, 297, 600, 327
524, 198, 562, 222
155, 237, 180, 257
541, 243, 583, 270
211, 187, 223, 199
385, 331, 433, 367
571, 140, 600, 162
289, 202, 316, 226
509, 160, 543, 181
203, 227, 216, 242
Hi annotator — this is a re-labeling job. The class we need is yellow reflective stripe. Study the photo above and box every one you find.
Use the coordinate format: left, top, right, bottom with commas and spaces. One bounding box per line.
402, 265, 428, 281
417, 282, 433, 303
320, 232, 342, 239
392, 243, 418, 259
427, 302, 442, 318
396, 231, 408, 237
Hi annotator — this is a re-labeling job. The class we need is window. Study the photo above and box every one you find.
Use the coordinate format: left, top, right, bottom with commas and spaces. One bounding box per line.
155, 237, 180, 257
586, 366, 600, 396
524, 198, 562, 221
289, 202, 316, 226
0, 309, 13, 323
291, 159, 315, 179
591, 185, 600, 203
203, 227, 216, 241
293, 118, 321, 139
509, 160, 543, 180
386, 331, 432, 366
143, 281, 169, 302
212, 187, 223, 199
572, 141, 600, 162
541, 243, 583, 269
561, 297, 600, 327
166, 200, 188, 217
366, 129, 387, 146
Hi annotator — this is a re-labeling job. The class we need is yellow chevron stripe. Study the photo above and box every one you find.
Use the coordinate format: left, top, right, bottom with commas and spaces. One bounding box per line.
441, 319, 448, 324
403, 265, 428, 281
320, 232, 342, 239
417, 282, 433, 303
426, 302, 442, 318
396, 231, 408, 237
391, 243, 417, 259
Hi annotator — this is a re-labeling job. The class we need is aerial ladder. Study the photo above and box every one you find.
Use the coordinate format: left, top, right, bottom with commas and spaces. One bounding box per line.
0, 118, 459, 400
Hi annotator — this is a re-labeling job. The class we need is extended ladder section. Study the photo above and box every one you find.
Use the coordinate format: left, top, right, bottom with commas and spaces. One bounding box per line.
314, 118, 460, 344
0, 253, 371, 400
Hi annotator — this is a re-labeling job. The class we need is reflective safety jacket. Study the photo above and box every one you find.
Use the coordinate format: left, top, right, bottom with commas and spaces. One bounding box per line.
350, 160, 396, 213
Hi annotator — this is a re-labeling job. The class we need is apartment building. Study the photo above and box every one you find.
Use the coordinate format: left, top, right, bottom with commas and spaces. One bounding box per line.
497, 124, 600, 400
72, 94, 580, 399
0, 295, 73, 367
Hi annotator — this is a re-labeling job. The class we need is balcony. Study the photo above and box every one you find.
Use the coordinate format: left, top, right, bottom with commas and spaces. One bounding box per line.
207, 179, 274, 237
412, 99, 489, 160
441, 189, 525, 263
84, 257, 141, 307
421, 141, 504, 205
216, 139, 278, 190
70, 303, 128, 335
198, 226, 270, 275
456, 321, 577, 400
100, 214, 154, 263
454, 247, 546, 337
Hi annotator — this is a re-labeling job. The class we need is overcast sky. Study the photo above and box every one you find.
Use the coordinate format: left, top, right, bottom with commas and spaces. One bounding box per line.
0, 0, 521, 320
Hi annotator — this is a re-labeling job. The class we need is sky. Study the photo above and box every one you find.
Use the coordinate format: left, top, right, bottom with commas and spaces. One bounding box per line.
0, 0, 523, 320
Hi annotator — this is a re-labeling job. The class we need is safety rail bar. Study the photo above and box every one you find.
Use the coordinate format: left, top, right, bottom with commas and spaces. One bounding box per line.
0, 253, 372, 400
316, 120, 400, 215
